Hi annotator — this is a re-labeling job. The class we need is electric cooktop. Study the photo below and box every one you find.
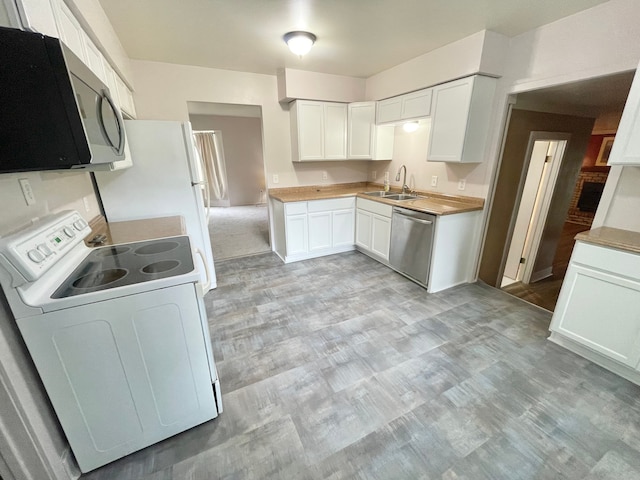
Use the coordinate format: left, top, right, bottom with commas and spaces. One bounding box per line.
52, 236, 195, 298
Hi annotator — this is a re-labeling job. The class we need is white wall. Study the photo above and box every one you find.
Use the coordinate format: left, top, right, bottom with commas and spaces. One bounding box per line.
374, 121, 487, 197
277, 68, 366, 103
365, 30, 507, 100
131, 60, 370, 188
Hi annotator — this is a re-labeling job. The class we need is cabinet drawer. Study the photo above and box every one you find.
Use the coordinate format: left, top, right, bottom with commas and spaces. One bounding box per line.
571, 241, 640, 281
356, 198, 392, 217
307, 197, 355, 213
285, 202, 307, 215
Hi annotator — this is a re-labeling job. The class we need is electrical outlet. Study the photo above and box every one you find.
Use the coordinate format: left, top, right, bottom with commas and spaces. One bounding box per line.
458, 179, 466, 191
372, 171, 377, 180
18, 178, 36, 206
272, 174, 279, 184
384, 171, 389, 182
431, 176, 438, 187
322, 171, 328, 181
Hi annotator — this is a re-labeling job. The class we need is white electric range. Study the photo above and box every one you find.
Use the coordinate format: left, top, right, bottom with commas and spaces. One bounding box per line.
0, 210, 222, 473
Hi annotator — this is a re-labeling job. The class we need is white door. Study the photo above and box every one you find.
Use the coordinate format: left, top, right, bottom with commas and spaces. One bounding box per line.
355, 209, 372, 250
371, 214, 391, 260
332, 209, 355, 247
297, 102, 324, 161
502, 133, 570, 286
308, 211, 332, 251
324, 103, 347, 159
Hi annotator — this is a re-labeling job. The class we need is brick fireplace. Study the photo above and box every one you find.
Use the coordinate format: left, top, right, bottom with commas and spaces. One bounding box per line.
567, 170, 609, 226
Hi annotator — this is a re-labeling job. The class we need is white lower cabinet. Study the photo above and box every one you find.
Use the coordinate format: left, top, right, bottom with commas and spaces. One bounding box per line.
355, 197, 392, 262
272, 198, 355, 262
549, 241, 640, 384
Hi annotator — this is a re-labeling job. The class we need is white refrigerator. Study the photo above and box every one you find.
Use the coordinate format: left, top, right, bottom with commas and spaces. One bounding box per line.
94, 120, 216, 291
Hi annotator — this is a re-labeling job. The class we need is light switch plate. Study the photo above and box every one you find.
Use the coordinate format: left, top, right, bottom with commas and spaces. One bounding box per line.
431, 176, 438, 187
272, 174, 279, 184
372, 171, 377, 180
458, 179, 466, 190
322, 171, 328, 181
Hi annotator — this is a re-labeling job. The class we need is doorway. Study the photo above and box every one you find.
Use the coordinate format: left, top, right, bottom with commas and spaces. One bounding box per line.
188, 102, 270, 261
502, 134, 570, 287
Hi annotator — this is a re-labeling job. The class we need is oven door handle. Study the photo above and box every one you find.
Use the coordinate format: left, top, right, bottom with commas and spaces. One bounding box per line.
195, 248, 211, 293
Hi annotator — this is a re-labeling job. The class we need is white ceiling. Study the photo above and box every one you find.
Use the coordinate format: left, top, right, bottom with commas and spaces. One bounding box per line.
98, 0, 608, 78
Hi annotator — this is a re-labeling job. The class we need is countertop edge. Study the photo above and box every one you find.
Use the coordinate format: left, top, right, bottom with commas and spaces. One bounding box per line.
575, 227, 640, 255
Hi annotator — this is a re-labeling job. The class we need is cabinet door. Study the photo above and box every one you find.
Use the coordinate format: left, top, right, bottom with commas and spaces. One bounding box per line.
376, 97, 403, 124
297, 102, 324, 161
51, 0, 86, 61
608, 59, 640, 165
427, 77, 474, 162
371, 213, 391, 260
333, 209, 355, 247
115, 75, 136, 118
286, 214, 308, 255
102, 59, 121, 106
324, 103, 347, 159
551, 263, 640, 367
401, 89, 432, 120
355, 209, 372, 250
348, 102, 375, 159
308, 211, 332, 251
82, 32, 106, 83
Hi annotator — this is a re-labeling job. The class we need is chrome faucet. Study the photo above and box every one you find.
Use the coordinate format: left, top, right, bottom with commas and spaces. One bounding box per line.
395, 165, 409, 193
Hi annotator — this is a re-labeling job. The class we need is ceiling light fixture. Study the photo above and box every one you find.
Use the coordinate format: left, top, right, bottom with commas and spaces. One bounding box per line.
284, 31, 317, 57
403, 121, 419, 133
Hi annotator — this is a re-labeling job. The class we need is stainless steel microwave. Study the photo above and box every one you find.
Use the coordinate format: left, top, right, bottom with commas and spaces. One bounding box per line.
0, 27, 125, 173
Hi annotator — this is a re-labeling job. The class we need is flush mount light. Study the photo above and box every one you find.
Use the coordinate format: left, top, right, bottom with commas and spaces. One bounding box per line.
403, 121, 419, 133
284, 31, 317, 57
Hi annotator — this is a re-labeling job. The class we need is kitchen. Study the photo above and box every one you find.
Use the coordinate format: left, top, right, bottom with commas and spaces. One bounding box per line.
2, 0, 640, 478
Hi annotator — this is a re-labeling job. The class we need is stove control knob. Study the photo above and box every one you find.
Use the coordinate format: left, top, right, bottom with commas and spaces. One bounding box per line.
73, 219, 87, 231
28, 249, 45, 263
63, 227, 75, 238
37, 243, 53, 256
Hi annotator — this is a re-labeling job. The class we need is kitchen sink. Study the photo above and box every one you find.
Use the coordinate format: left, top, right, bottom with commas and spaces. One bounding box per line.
363, 191, 389, 197
384, 194, 419, 201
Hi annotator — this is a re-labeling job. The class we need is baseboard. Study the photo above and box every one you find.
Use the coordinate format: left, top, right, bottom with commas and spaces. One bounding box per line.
548, 333, 640, 386
530, 266, 552, 283
284, 245, 355, 263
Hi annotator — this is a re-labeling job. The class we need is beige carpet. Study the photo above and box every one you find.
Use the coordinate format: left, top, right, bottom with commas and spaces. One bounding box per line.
208, 205, 270, 260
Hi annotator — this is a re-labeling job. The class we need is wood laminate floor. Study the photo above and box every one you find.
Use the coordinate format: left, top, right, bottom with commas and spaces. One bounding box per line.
82, 251, 640, 480
502, 222, 591, 311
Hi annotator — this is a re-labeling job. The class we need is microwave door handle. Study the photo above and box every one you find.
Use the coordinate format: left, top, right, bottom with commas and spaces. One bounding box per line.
97, 91, 125, 155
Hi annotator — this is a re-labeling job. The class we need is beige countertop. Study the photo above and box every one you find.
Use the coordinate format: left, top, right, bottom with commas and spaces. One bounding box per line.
269, 182, 484, 216
575, 227, 640, 254
86, 215, 186, 247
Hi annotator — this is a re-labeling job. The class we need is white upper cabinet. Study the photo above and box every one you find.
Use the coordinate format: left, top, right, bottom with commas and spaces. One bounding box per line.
348, 102, 374, 159
51, 0, 85, 61
376, 88, 432, 124
607, 59, 640, 165
324, 103, 348, 159
291, 100, 347, 161
348, 102, 394, 160
12, 0, 59, 36
82, 31, 106, 83
427, 75, 496, 163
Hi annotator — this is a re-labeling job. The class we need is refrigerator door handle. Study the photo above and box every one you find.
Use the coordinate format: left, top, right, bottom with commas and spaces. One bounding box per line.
195, 247, 211, 293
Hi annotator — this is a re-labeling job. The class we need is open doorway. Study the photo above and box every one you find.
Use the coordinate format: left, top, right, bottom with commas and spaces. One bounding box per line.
479, 71, 634, 312
188, 102, 270, 261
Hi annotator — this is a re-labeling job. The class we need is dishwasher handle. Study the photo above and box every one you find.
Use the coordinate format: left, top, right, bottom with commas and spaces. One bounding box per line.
393, 208, 433, 225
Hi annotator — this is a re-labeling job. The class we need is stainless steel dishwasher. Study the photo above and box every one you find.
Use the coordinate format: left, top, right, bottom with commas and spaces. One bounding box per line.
389, 207, 436, 286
